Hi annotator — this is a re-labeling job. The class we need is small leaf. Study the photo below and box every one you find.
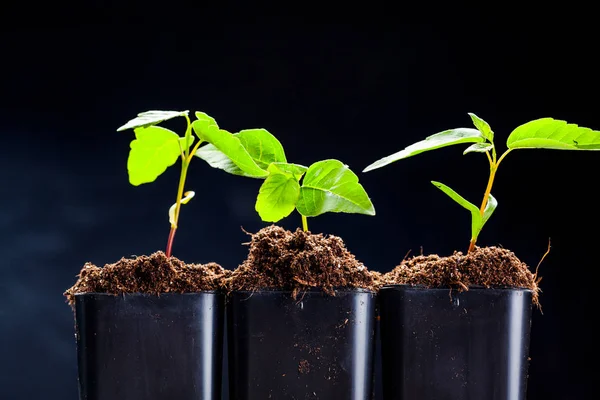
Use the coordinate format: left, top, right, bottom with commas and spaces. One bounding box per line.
168, 191, 195, 227
482, 193, 497, 226
255, 172, 300, 222
468, 112, 494, 141
463, 143, 493, 155
507, 118, 600, 150
192, 112, 219, 140
431, 181, 482, 241
117, 110, 189, 132
195, 128, 286, 178
268, 162, 308, 180
127, 126, 192, 186
192, 122, 268, 178
363, 128, 485, 172
297, 159, 375, 217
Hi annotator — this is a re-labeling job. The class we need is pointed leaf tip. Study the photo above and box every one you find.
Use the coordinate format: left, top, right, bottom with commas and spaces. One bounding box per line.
117, 110, 189, 132
468, 112, 494, 141
363, 128, 485, 172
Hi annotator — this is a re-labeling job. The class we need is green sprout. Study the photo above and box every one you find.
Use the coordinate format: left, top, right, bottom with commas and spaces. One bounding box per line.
117, 110, 275, 257
194, 128, 375, 229
363, 114, 600, 253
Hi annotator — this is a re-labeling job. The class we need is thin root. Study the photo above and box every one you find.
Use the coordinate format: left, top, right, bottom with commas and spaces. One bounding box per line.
534, 238, 551, 282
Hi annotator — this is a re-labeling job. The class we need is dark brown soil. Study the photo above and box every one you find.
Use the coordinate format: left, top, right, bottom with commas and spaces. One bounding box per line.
64, 251, 230, 307
382, 246, 541, 308
298, 359, 310, 374
223, 225, 381, 297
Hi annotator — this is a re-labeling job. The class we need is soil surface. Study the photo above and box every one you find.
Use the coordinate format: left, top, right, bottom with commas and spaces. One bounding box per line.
382, 246, 541, 307
64, 251, 230, 307
223, 225, 381, 297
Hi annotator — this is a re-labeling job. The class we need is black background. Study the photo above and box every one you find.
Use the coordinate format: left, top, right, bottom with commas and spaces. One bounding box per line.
1, 10, 598, 400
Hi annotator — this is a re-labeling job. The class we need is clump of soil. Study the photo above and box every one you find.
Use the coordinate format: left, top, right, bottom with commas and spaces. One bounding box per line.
64, 251, 230, 307
383, 246, 541, 307
223, 225, 381, 297
298, 359, 310, 374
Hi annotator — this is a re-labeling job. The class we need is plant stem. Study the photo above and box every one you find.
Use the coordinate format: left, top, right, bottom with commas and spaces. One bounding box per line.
468, 148, 511, 253
166, 161, 190, 257
468, 166, 496, 253
166, 118, 194, 258
302, 215, 309, 232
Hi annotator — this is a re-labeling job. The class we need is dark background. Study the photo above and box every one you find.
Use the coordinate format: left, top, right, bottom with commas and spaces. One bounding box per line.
1, 12, 598, 400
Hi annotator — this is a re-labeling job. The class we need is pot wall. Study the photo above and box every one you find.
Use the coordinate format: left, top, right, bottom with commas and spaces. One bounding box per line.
75, 292, 225, 400
227, 288, 377, 400
379, 285, 533, 400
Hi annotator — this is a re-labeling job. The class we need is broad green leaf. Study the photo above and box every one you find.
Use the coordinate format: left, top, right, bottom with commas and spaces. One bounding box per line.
195, 128, 286, 178
192, 122, 268, 178
297, 159, 375, 217
468, 113, 494, 141
255, 172, 300, 222
431, 181, 482, 241
463, 143, 493, 155
268, 162, 308, 180
363, 128, 485, 172
127, 126, 192, 186
237, 129, 286, 169
117, 110, 189, 132
507, 118, 600, 150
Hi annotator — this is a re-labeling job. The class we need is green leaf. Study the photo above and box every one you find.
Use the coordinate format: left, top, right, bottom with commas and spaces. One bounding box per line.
127, 126, 192, 186
192, 112, 219, 140
195, 128, 286, 178
482, 193, 497, 227
431, 181, 482, 241
268, 162, 308, 180
192, 122, 268, 178
507, 118, 600, 150
255, 172, 300, 222
431, 181, 498, 241
468, 112, 494, 141
363, 128, 485, 172
117, 110, 189, 132
463, 143, 493, 155
237, 129, 287, 169
297, 159, 375, 217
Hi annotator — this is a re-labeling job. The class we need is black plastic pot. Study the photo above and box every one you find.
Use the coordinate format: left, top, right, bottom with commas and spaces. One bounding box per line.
227, 288, 377, 400
74, 292, 225, 400
379, 285, 533, 400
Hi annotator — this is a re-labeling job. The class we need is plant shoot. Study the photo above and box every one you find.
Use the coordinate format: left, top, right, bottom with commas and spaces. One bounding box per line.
117, 110, 278, 257
195, 128, 375, 229
363, 114, 600, 252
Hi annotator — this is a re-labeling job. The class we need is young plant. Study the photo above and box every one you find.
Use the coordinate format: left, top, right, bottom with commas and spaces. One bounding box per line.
194, 128, 375, 229
117, 110, 274, 257
363, 114, 600, 252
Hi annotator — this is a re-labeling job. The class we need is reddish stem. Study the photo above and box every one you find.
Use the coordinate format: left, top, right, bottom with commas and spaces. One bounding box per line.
166, 227, 176, 258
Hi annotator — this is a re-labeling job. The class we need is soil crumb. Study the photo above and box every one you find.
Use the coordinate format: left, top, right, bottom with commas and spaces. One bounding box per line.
383, 246, 541, 307
298, 359, 310, 374
64, 251, 230, 307
223, 225, 381, 297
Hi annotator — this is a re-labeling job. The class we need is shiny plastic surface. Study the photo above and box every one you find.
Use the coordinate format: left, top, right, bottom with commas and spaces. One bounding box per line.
75, 292, 224, 400
379, 285, 533, 400
227, 289, 377, 400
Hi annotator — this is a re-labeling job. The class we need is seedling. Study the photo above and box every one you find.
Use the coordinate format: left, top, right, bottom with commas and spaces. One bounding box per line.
195, 128, 375, 229
363, 114, 600, 252
117, 110, 274, 257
